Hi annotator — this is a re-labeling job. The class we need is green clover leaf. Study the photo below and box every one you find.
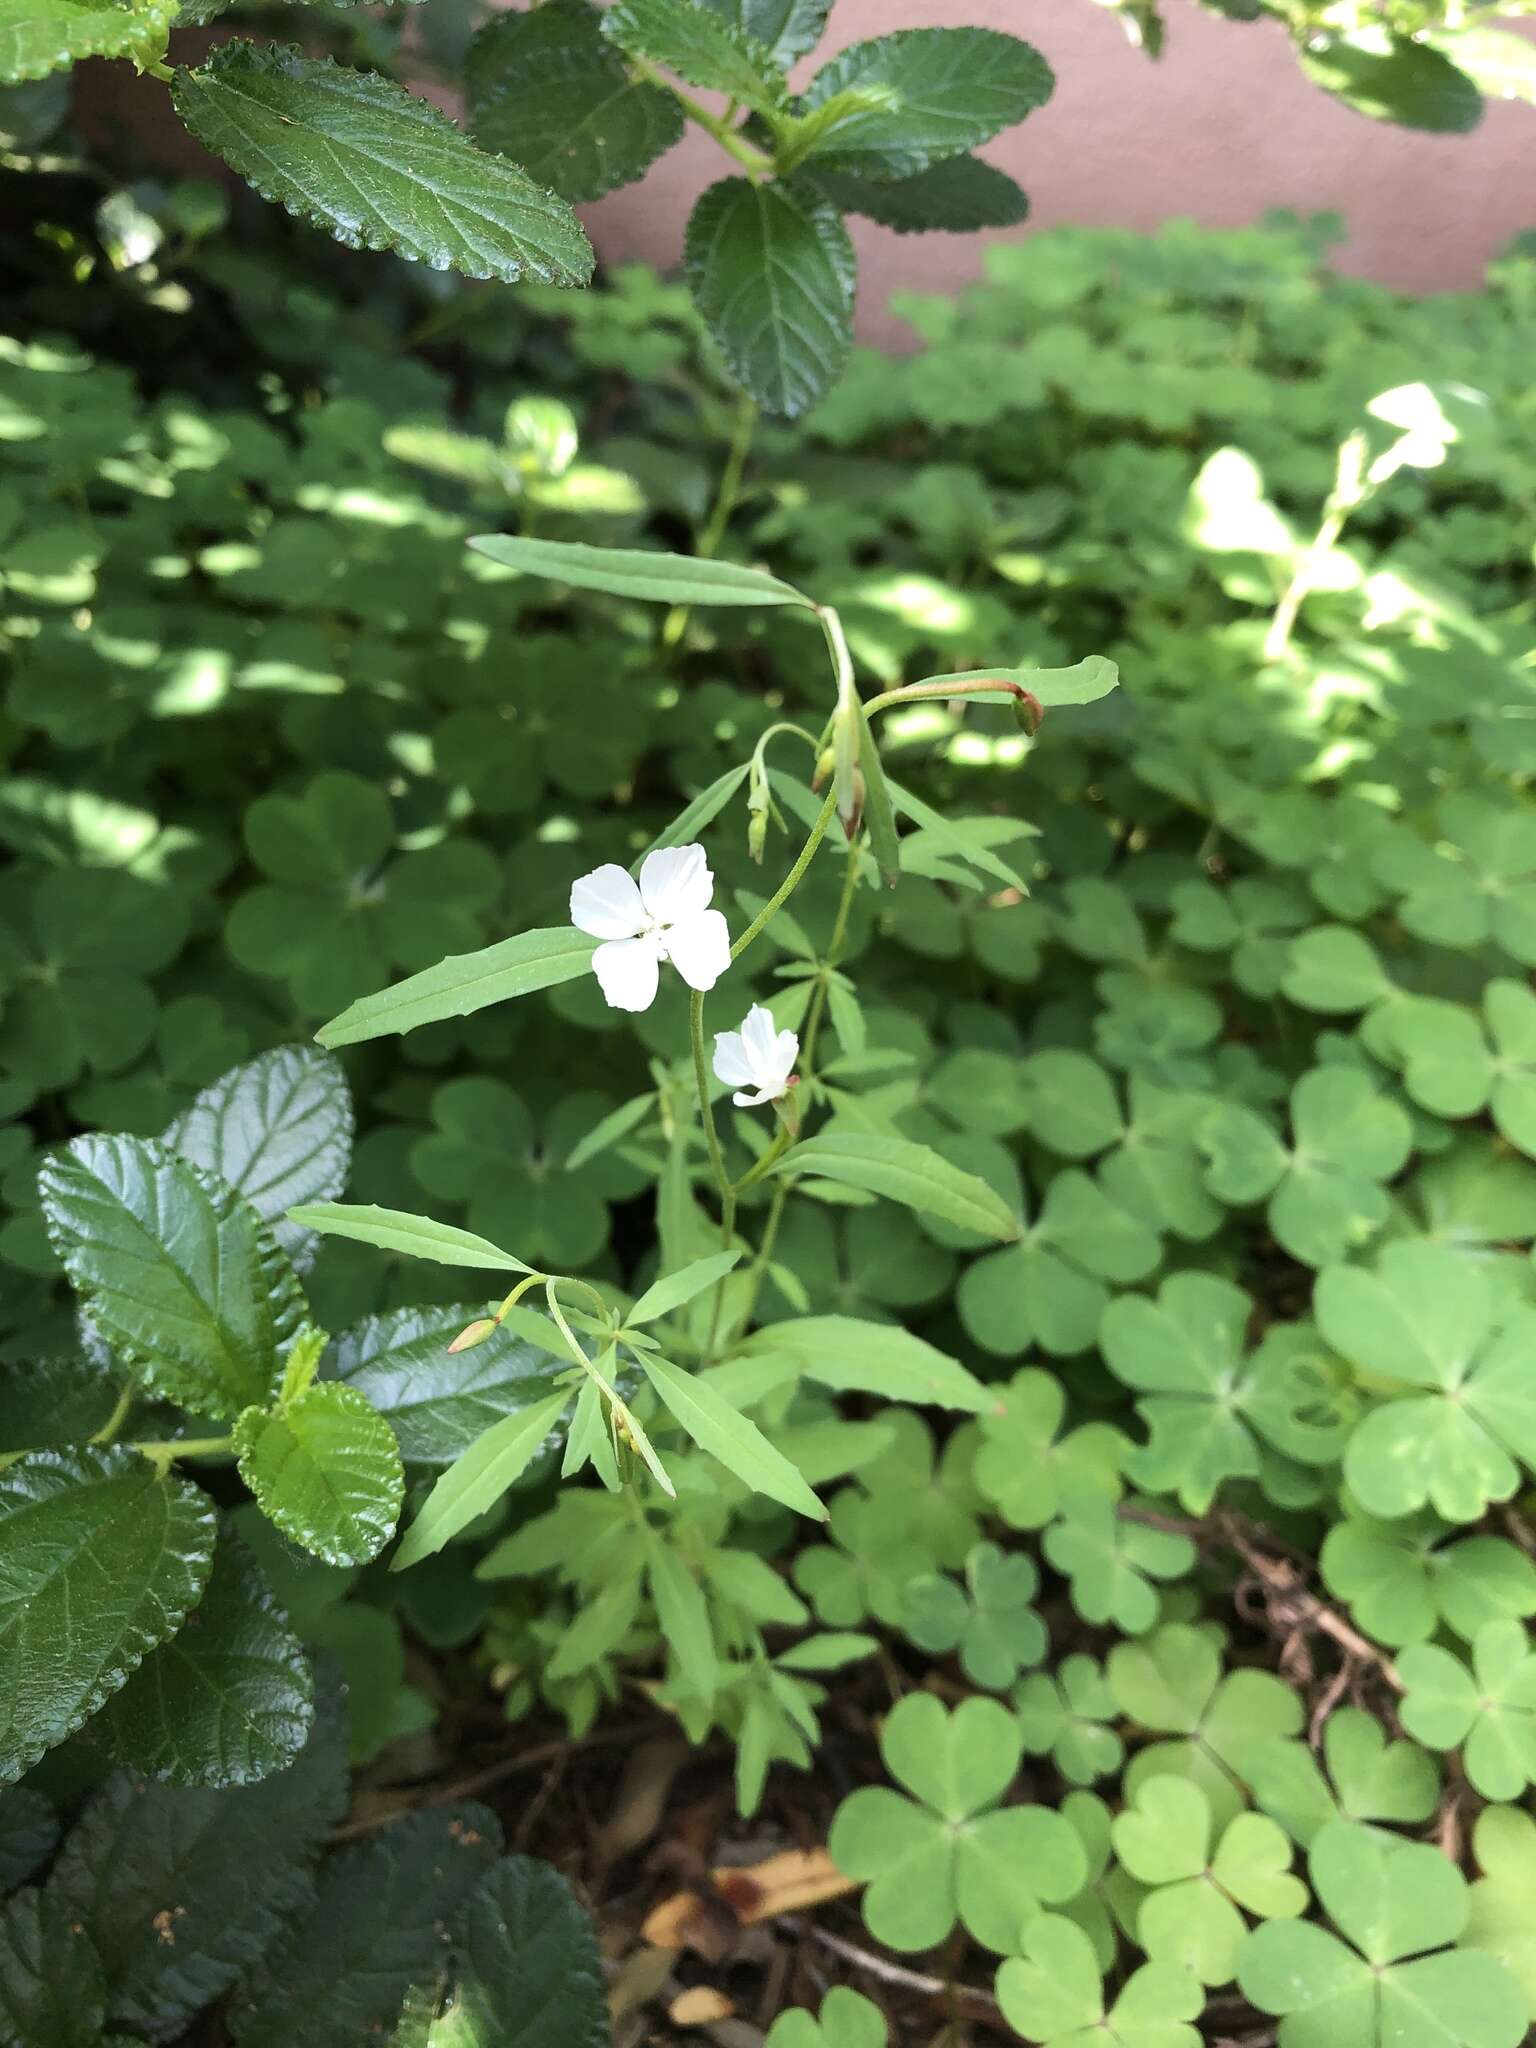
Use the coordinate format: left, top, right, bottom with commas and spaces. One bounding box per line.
1320, 1511, 1536, 1647
1016, 1653, 1124, 1787
972, 1367, 1128, 1529
1043, 1497, 1196, 1636
1387, 982, 1536, 1158
1170, 876, 1310, 998
901, 1540, 1047, 1690
765, 1985, 886, 2048
1373, 795, 1536, 965
1250, 1706, 1440, 1847
1318, 1244, 1536, 1523
828, 1692, 1086, 1954
1238, 1820, 1527, 2048
997, 1911, 1203, 2048
960, 1167, 1162, 1357
1399, 1619, 1536, 1800
1463, 1806, 1536, 2013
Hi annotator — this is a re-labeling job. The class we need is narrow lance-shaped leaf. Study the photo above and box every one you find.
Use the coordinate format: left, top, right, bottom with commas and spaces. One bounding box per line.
906, 657, 1119, 708
854, 696, 900, 888
287, 1201, 534, 1274
628, 1249, 743, 1326
642, 764, 752, 858
172, 43, 594, 285
393, 1389, 574, 1570
316, 927, 596, 1048
773, 1132, 1021, 1241
467, 533, 812, 607
641, 1352, 826, 1519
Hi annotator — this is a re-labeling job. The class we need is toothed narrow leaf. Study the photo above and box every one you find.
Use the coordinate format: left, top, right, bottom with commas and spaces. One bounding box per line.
641, 1352, 826, 1519
392, 1391, 574, 1570
171, 44, 594, 285
316, 926, 596, 1046
287, 1202, 534, 1275
467, 534, 811, 607
774, 1133, 1021, 1240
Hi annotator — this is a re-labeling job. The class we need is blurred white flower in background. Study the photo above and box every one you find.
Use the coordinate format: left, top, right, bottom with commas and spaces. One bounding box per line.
570, 843, 730, 1012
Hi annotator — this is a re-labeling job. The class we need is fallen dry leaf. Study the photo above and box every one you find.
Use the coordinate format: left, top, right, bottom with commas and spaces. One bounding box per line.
711, 1846, 858, 1925
641, 1888, 740, 1961
669, 1986, 736, 2025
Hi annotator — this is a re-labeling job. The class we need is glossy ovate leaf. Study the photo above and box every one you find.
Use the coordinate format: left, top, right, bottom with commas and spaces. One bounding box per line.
0, 0, 174, 82
814, 153, 1028, 233
93, 1533, 312, 1789
40, 1134, 302, 1419
234, 1383, 404, 1568
0, 1447, 215, 1782
600, 0, 787, 110
166, 1047, 352, 1271
172, 44, 594, 284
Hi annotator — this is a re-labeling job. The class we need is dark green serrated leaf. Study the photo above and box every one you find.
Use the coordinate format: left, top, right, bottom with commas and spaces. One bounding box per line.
229, 1804, 502, 2048
1297, 26, 1484, 131
799, 28, 1053, 180
235, 1384, 404, 1569
685, 176, 855, 418
0, 0, 175, 83
698, 0, 827, 64
93, 1533, 312, 1790
50, 1672, 348, 2039
165, 1047, 352, 1273
814, 153, 1028, 232
172, 43, 594, 284
0, 1792, 55, 1897
39, 1135, 303, 1420
0, 1448, 215, 1784
0, 1354, 119, 1452
0, 1886, 105, 2048
601, 0, 788, 110
467, 0, 683, 203
326, 1304, 567, 1466
448, 1856, 609, 2047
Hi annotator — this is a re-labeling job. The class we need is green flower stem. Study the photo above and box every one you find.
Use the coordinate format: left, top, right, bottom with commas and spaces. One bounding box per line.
691, 988, 733, 1212
663, 391, 759, 649
89, 1382, 135, 1446
800, 835, 864, 1078
629, 55, 773, 178
863, 677, 1038, 717
736, 1178, 790, 1332
732, 1120, 796, 1195
132, 1434, 234, 1476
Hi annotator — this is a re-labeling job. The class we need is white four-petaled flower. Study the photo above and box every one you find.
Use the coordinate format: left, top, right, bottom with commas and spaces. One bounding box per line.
713, 1004, 799, 1108
570, 843, 730, 1013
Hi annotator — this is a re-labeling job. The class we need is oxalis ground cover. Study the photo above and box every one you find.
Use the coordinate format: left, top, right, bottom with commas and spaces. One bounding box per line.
3, 175, 1536, 2047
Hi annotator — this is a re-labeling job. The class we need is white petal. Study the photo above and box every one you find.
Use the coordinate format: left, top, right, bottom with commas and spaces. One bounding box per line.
663, 908, 731, 993
639, 843, 713, 925
733, 1086, 773, 1108
740, 1004, 781, 1067
712, 1029, 756, 1089
592, 936, 661, 1012
571, 863, 647, 941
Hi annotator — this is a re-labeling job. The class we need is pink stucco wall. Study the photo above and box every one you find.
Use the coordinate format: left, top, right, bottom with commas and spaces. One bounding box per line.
578, 0, 1536, 341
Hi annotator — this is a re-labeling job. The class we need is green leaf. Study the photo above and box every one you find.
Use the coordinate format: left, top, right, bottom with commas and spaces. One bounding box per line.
327, 1304, 567, 1466
640, 1351, 825, 1519
50, 1674, 348, 2038
908, 656, 1119, 708
648, 1537, 717, 1696
1422, 26, 1536, 104
1464, 1806, 1536, 2012
0, 1447, 215, 1783
600, 0, 788, 110
685, 177, 855, 418
315, 926, 596, 1048
229, 1805, 501, 2048
1296, 26, 1484, 133
171, 43, 594, 284
1398, 1619, 1536, 1800
741, 1314, 995, 1412
0, 0, 175, 84
92, 1532, 311, 1791
628, 1249, 742, 1325
468, 531, 811, 607
697, 0, 827, 66
234, 1383, 404, 1568
798, 27, 1053, 179
0, 1887, 106, 2048
774, 1132, 1020, 1241
0, 1355, 119, 1453
1238, 1821, 1526, 2048
853, 696, 901, 887
766, 1986, 887, 2048
392, 1389, 573, 1570
40, 1134, 303, 1419
813, 153, 1028, 233
466, 0, 684, 203
165, 1047, 352, 1272
287, 1202, 533, 1274
446, 1856, 610, 2047
0, 1789, 56, 1895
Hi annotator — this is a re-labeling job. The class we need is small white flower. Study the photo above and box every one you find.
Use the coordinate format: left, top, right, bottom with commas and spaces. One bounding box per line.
713, 1004, 799, 1107
570, 843, 731, 1013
